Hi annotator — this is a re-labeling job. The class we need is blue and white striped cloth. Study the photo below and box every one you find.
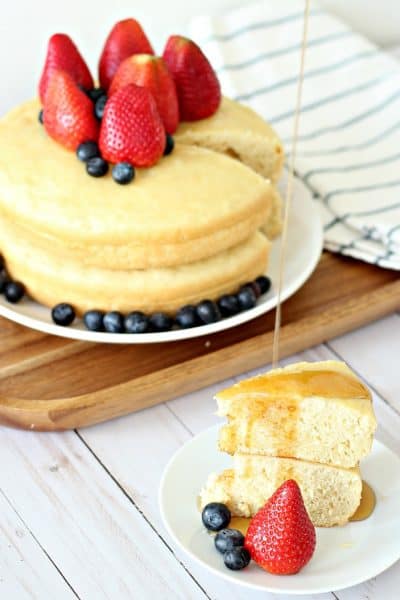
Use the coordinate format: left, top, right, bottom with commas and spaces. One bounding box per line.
189, 0, 400, 270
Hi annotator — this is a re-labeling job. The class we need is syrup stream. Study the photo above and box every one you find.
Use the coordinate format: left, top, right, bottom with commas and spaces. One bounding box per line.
272, 0, 311, 367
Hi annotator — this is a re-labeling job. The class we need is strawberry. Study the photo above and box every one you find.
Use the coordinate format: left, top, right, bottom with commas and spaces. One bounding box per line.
245, 480, 316, 575
43, 70, 99, 151
99, 83, 165, 167
162, 35, 221, 121
99, 19, 154, 91
109, 54, 179, 134
39, 34, 93, 103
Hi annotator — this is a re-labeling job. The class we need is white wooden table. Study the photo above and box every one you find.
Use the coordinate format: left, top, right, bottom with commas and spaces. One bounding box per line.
1, 312, 399, 600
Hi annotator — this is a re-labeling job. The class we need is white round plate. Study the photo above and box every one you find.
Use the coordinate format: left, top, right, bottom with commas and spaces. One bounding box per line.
159, 424, 400, 595
0, 173, 322, 343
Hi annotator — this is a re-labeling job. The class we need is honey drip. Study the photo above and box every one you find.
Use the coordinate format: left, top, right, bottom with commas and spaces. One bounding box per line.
349, 481, 376, 522
230, 516, 251, 536
272, 0, 311, 367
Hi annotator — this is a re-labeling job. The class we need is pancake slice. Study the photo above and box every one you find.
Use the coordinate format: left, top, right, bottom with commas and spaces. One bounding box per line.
217, 361, 377, 468
200, 455, 362, 527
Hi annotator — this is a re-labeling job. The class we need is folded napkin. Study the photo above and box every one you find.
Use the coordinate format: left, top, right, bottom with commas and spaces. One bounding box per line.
189, 0, 400, 269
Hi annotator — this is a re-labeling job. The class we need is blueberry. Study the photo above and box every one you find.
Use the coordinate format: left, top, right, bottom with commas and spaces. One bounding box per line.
125, 311, 149, 333
103, 311, 125, 333
0, 255, 4, 269
51, 303, 75, 326
196, 300, 220, 324
164, 134, 174, 156
218, 294, 240, 318
256, 275, 271, 295
149, 312, 173, 332
94, 95, 107, 120
112, 162, 135, 185
215, 529, 245, 554
175, 305, 199, 329
201, 502, 231, 532
88, 87, 106, 102
0, 271, 9, 293
223, 547, 251, 571
86, 157, 109, 177
38, 109, 44, 124
242, 280, 261, 298
237, 286, 257, 311
4, 281, 24, 303
83, 310, 105, 332
77, 141, 100, 163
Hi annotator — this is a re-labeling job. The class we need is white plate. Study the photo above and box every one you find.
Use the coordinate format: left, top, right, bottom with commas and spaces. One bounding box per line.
0, 174, 322, 343
159, 424, 400, 595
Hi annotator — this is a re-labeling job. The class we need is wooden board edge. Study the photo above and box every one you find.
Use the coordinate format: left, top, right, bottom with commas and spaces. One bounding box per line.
1, 278, 399, 431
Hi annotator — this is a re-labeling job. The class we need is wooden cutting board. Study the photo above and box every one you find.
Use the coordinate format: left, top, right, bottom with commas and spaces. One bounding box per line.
0, 251, 398, 431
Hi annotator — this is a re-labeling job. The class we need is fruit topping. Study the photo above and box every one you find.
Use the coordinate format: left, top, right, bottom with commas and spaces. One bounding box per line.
217, 294, 240, 317
103, 311, 125, 333
4, 281, 24, 304
237, 286, 257, 310
83, 310, 105, 332
196, 299, 220, 324
0, 270, 9, 293
99, 19, 154, 91
99, 84, 165, 168
256, 275, 271, 295
87, 87, 106, 102
76, 141, 100, 163
112, 162, 135, 185
163, 134, 175, 156
51, 303, 76, 326
223, 547, 251, 571
43, 70, 99, 151
38, 109, 44, 124
109, 54, 179, 134
124, 311, 149, 333
39, 33, 93, 103
94, 95, 108, 121
163, 35, 221, 121
201, 502, 231, 532
214, 529, 245, 554
175, 305, 199, 329
149, 312, 173, 332
244, 480, 316, 575
86, 157, 109, 178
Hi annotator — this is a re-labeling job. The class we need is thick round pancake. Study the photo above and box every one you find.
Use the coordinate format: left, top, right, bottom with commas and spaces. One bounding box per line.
176, 97, 284, 183
0, 100, 272, 255
0, 218, 269, 314
4, 205, 269, 270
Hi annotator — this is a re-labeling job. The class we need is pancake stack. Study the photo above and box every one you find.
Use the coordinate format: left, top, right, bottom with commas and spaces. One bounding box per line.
200, 361, 377, 527
0, 96, 284, 314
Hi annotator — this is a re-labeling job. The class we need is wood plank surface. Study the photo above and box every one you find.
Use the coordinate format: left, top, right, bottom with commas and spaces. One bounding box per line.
0, 252, 398, 430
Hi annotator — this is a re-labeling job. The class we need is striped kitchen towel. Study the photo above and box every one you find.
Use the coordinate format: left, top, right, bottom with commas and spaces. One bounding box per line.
189, 0, 400, 269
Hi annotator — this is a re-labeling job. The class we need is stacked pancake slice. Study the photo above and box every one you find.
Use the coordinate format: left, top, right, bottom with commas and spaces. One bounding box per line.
0, 96, 284, 314
200, 361, 377, 527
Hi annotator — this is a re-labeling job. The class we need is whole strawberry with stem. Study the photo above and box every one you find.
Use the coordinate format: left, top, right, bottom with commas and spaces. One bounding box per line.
109, 54, 179, 134
39, 33, 93, 103
99, 18, 154, 90
99, 83, 165, 167
245, 480, 316, 575
162, 35, 221, 121
43, 70, 99, 151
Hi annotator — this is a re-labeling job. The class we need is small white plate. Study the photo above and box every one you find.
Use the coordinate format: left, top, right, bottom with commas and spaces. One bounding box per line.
0, 173, 322, 343
159, 424, 400, 595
